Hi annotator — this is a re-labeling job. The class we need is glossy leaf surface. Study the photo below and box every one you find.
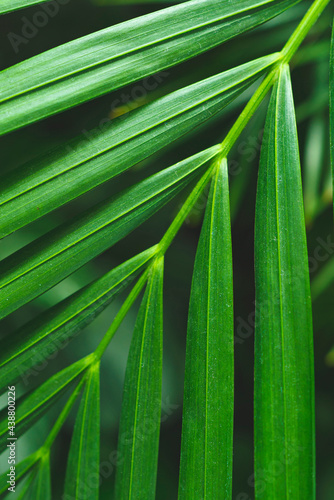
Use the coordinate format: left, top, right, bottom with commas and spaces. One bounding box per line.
0, 54, 279, 237
178, 159, 234, 499
0, 146, 218, 319
0, 356, 92, 452
0, 0, 297, 132
254, 65, 315, 499
0, 247, 156, 391
115, 257, 164, 500
64, 364, 100, 500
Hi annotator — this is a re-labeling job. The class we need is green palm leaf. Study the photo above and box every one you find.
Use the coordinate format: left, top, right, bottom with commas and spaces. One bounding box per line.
64, 363, 100, 500
15, 473, 38, 500
24, 453, 51, 500
0, 146, 219, 320
0, 451, 40, 495
0, 0, 48, 13
0, 54, 279, 238
0, 356, 93, 451
254, 64, 315, 498
0, 0, 298, 133
178, 159, 234, 499
115, 257, 164, 500
0, 1, 329, 498
0, 247, 156, 391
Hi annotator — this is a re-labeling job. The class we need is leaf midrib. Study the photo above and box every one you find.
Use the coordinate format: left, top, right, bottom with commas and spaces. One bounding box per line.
204, 166, 220, 498
274, 68, 289, 499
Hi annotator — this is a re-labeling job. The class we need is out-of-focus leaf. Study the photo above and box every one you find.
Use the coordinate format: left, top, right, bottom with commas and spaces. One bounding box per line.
64, 363, 100, 500
325, 346, 334, 366
0, 145, 219, 320
0, 0, 297, 133
0, 247, 156, 391
330, 18, 334, 220
254, 65, 315, 499
115, 257, 164, 500
178, 159, 234, 499
0, 54, 280, 237
0, 356, 93, 452
303, 115, 326, 224
311, 256, 334, 301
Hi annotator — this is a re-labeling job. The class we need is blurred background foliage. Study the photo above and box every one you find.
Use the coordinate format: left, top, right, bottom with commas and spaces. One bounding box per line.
0, 0, 333, 498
